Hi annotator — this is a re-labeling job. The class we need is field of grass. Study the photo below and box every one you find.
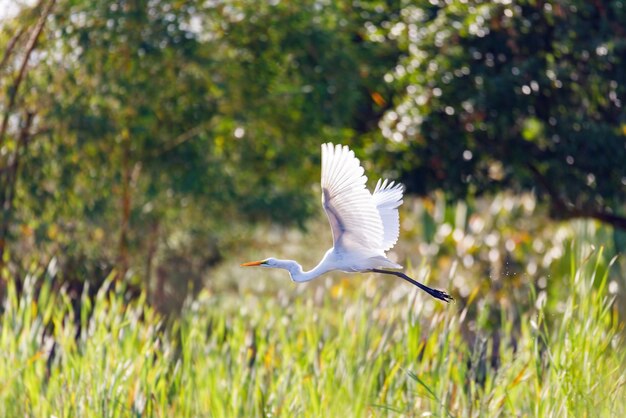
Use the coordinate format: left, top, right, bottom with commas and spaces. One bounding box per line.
1, 226, 625, 417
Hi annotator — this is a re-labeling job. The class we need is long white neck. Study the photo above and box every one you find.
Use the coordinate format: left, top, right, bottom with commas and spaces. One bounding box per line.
273, 259, 329, 283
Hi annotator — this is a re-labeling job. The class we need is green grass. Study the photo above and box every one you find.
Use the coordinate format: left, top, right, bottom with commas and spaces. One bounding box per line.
1, 245, 625, 417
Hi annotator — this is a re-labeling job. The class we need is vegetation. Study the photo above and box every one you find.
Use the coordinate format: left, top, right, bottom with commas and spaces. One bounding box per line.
0, 0, 399, 282
1, 225, 624, 416
1, 0, 625, 416
2, 0, 625, 282
379, 0, 626, 229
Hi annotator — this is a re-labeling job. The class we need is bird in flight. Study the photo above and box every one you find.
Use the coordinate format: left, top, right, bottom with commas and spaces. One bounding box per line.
241, 143, 452, 302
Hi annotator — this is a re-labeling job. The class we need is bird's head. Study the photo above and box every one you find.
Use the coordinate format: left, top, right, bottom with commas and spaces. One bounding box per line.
240, 258, 301, 274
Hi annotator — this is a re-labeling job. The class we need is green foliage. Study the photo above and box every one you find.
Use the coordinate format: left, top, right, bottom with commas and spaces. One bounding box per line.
1, 233, 624, 416
2, 3, 625, 415
1, 0, 398, 281
379, 0, 626, 222
4, 0, 625, 292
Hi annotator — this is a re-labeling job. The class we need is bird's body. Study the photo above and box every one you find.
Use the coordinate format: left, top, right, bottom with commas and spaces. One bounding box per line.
242, 143, 452, 302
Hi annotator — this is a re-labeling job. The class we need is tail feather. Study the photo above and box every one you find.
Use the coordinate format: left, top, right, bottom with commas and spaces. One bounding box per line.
370, 255, 403, 270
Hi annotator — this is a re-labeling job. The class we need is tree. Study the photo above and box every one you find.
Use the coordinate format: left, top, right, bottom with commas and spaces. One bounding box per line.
0, 0, 56, 265
379, 0, 626, 229
1, 0, 399, 296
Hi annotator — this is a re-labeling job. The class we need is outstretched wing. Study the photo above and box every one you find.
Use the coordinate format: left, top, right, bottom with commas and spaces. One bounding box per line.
321, 143, 383, 251
372, 179, 404, 251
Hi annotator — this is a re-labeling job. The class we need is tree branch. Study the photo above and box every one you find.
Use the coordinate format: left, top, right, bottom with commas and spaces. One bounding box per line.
0, 27, 26, 72
154, 119, 216, 157
527, 162, 626, 231
0, 0, 55, 149
0, 112, 34, 262
565, 208, 626, 231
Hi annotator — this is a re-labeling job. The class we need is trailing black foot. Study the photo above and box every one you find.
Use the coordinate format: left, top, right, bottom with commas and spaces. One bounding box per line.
369, 269, 453, 303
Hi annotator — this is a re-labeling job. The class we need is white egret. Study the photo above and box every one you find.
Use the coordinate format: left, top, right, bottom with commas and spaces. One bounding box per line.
241, 143, 452, 302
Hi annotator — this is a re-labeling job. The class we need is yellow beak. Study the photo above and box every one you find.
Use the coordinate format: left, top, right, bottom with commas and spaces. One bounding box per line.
241, 260, 265, 267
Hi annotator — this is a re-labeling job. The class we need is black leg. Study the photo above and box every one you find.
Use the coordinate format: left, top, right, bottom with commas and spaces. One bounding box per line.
369, 269, 453, 303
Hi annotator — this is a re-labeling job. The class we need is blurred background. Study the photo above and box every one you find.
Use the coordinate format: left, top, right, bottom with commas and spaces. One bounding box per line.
1, 0, 625, 316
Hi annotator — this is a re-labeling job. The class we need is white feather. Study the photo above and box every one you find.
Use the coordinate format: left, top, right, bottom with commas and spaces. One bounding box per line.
372, 179, 404, 251
320, 143, 384, 252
